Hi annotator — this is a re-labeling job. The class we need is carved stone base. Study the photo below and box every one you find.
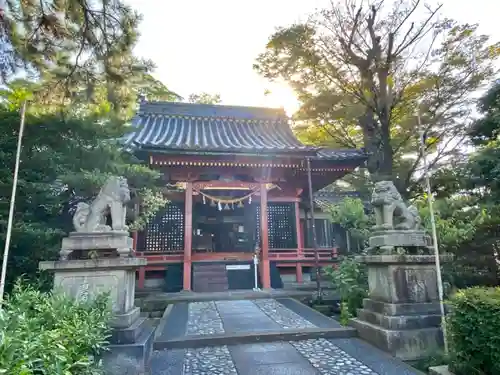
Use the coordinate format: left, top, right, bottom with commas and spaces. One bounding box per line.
39, 257, 146, 314
60, 231, 133, 260
352, 254, 452, 361
369, 230, 432, 253
39, 257, 153, 374
351, 309, 443, 361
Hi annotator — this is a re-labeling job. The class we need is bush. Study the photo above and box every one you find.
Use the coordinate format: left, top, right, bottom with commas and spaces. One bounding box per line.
0, 281, 112, 374
447, 287, 500, 375
325, 257, 368, 320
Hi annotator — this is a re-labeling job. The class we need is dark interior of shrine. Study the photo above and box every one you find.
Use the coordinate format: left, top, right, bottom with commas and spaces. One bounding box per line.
192, 190, 259, 253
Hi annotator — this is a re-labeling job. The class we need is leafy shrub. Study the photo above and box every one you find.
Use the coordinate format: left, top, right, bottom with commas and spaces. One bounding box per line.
0, 281, 112, 374
339, 301, 352, 326
325, 257, 368, 319
326, 197, 373, 252
447, 287, 500, 375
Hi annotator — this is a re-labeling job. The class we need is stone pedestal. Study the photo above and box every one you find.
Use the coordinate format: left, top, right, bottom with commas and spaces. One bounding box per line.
39, 257, 153, 374
350, 254, 452, 361
60, 231, 133, 260
368, 230, 432, 253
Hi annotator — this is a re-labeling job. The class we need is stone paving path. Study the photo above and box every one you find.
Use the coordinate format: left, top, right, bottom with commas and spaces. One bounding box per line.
157, 298, 341, 342
152, 298, 424, 375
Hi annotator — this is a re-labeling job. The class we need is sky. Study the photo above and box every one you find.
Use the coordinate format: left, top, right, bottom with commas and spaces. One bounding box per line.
125, 0, 500, 115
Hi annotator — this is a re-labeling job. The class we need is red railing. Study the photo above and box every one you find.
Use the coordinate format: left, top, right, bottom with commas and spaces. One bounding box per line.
269, 248, 338, 261
136, 248, 338, 264
135, 251, 183, 268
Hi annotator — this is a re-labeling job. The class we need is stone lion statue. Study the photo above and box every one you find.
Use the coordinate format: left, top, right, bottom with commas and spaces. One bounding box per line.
371, 180, 421, 231
72, 176, 131, 232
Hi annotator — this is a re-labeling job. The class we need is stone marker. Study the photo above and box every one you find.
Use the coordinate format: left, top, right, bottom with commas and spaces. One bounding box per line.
39, 176, 153, 375
350, 180, 452, 361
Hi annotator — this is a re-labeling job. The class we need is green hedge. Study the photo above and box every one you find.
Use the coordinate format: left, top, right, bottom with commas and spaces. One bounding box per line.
447, 287, 500, 375
0, 281, 112, 374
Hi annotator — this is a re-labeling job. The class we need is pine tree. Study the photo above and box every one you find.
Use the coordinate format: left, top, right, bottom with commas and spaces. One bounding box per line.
0, 0, 162, 116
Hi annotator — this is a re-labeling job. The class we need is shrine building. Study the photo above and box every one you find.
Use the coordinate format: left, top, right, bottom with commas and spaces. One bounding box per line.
124, 100, 366, 292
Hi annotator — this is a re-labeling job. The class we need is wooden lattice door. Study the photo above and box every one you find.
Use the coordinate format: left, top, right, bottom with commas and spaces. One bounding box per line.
138, 203, 185, 252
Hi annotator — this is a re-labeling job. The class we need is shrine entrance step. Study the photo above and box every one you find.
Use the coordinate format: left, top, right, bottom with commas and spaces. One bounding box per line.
152, 298, 424, 375
192, 263, 229, 292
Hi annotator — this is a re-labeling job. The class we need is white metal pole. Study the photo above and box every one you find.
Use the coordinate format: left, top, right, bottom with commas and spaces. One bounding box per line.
0, 100, 27, 305
417, 113, 448, 355
253, 253, 260, 291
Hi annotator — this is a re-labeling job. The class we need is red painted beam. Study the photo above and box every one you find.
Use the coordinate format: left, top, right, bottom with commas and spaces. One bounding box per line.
183, 182, 193, 291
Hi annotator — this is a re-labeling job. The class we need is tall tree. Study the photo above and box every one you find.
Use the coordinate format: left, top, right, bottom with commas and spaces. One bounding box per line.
255, 0, 500, 195
467, 82, 500, 201
0, 2, 176, 289
0, 0, 156, 117
0, 96, 167, 289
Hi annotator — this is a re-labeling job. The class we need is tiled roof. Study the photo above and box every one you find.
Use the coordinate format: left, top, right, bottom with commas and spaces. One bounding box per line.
313, 191, 370, 209
123, 101, 367, 161
315, 149, 367, 161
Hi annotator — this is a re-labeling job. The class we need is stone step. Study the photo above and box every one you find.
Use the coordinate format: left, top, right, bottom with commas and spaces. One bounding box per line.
103, 321, 155, 375
154, 326, 357, 350
193, 284, 229, 293
350, 317, 443, 361
356, 308, 443, 330
110, 316, 151, 345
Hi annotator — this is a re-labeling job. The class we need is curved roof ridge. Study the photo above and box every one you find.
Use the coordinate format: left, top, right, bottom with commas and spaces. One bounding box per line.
138, 100, 288, 120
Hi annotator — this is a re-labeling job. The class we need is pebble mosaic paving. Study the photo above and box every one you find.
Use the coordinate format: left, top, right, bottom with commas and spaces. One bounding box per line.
253, 298, 317, 329
186, 302, 224, 335
152, 341, 384, 375
183, 346, 238, 375
153, 299, 423, 374
184, 299, 319, 336
291, 338, 378, 374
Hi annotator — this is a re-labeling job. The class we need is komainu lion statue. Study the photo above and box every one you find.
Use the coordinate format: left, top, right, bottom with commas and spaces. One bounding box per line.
371, 181, 421, 231
72, 176, 131, 232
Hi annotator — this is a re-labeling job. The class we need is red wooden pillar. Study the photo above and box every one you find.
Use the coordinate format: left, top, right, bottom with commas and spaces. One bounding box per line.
183, 181, 193, 291
260, 182, 271, 289
294, 201, 303, 283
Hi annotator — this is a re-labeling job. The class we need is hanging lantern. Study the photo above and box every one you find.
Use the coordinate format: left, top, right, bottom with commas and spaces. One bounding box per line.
249, 195, 252, 204
218, 201, 222, 211
224, 203, 230, 210
237, 201, 244, 208
202, 195, 206, 204
210, 199, 216, 207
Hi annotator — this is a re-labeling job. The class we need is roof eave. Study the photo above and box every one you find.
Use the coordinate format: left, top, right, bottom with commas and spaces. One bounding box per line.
130, 144, 320, 158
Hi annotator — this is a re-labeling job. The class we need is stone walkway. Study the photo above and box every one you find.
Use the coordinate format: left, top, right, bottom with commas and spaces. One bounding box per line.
152, 298, 424, 375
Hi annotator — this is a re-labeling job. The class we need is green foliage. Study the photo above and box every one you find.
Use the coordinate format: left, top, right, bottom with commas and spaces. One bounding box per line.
326, 197, 373, 248
0, 105, 166, 290
255, 0, 499, 193
447, 287, 500, 375
417, 196, 486, 254
339, 302, 353, 326
0, 281, 112, 374
325, 257, 368, 318
417, 196, 500, 288
469, 82, 500, 145
2, 0, 155, 115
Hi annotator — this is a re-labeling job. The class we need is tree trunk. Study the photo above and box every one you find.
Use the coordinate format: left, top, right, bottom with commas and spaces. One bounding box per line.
361, 112, 393, 182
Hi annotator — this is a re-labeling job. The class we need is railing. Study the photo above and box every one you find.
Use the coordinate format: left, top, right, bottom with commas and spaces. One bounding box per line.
268, 248, 338, 261
135, 248, 338, 264
135, 251, 184, 267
